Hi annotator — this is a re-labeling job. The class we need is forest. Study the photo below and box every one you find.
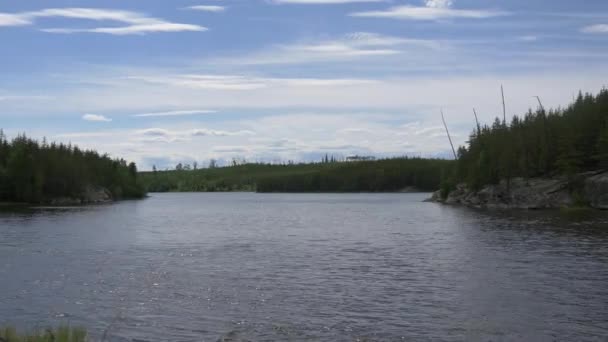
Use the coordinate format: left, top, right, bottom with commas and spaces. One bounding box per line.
144, 89, 608, 195
0, 131, 146, 203
141, 157, 453, 193
444, 88, 608, 195
5, 89, 605, 200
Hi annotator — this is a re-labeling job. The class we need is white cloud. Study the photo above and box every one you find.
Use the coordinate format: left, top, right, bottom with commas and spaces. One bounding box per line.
424, 0, 453, 9
128, 74, 377, 90
82, 113, 112, 122
41, 64, 607, 172
0, 95, 53, 101
518, 35, 539, 42
212, 146, 249, 153
272, 0, 383, 4
216, 32, 438, 65
0, 8, 206, 35
191, 129, 255, 136
55, 131, 116, 138
128, 74, 268, 90
185, 5, 226, 12
581, 24, 608, 33
51, 112, 448, 170
350, 5, 509, 21
0, 13, 31, 26
42, 24, 205, 35
287, 42, 399, 57
339, 127, 373, 134
136, 127, 254, 139
346, 32, 441, 49
138, 128, 172, 136
133, 109, 217, 117
22, 67, 604, 121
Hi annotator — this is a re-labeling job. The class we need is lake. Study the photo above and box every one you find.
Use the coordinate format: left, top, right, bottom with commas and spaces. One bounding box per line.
1, 193, 608, 341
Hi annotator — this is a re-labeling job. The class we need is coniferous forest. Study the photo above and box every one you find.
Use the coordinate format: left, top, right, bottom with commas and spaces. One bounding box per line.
144, 89, 608, 195
141, 158, 453, 193
444, 89, 608, 194
4, 89, 607, 201
0, 131, 146, 203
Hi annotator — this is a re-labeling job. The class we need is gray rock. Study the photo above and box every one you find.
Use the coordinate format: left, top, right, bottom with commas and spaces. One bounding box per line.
505, 177, 573, 209
82, 186, 112, 204
585, 171, 608, 209
425, 190, 442, 202
433, 175, 576, 209
49, 197, 83, 206
47, 186, 112, 206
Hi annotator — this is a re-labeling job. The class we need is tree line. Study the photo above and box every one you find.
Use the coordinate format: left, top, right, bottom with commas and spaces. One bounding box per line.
444, 88, 608, 196
256, 158, 451, 192
141, 157, 453, 193
0, 131, 146, 203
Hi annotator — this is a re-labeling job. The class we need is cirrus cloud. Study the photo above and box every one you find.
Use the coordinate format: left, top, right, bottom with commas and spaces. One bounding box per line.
271, 0, 383, 4
350, 5, 509, 21
185, 5, 226, 12
581, 24, 608, 34
133, 109, 218, 117
0, 7, 206, 35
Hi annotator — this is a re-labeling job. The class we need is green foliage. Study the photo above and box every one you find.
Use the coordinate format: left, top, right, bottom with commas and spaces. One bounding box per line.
0, 326, 87, 342
0, 131, 145, 203
451, 88, 608, 189
141, 157, 454, 193
596, 120, 608, 169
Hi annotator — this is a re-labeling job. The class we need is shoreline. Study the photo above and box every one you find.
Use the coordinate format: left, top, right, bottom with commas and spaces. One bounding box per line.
148, 190, 431, 194
430, 170, 608, 210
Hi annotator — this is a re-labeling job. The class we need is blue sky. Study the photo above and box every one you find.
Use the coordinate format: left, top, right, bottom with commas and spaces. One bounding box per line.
1, 0, 608, 169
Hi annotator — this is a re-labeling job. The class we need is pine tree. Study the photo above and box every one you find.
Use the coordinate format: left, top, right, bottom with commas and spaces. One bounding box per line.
597, 120, 608, 169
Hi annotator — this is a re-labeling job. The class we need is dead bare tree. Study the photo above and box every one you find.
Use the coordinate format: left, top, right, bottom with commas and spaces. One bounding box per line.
501, 85, 507, 125
441, 109, 458, 160
534, 96, 545, 113
473, 108, 481, 136
500, 85, 512, 192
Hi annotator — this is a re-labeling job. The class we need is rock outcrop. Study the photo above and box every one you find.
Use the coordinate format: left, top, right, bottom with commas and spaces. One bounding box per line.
82, 186, 112, 204
432, 170, 608, 210
585, 171, 608, 209
48, 186, 112, 206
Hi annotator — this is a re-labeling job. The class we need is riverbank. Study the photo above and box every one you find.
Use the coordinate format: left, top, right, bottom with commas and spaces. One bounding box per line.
45, 186, 114, 206
431, 170, 608, 210
0, 326, 86, 342
0, 186, 141, 207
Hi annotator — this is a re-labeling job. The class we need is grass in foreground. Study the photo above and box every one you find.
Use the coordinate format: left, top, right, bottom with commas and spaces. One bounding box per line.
0, 326, 87, 342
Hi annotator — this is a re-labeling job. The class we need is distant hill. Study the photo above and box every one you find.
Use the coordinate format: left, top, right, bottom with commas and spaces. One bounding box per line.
140, 158, 454, 193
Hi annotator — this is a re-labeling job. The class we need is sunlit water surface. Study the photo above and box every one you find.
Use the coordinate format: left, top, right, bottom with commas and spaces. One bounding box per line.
1, 193, 607, 341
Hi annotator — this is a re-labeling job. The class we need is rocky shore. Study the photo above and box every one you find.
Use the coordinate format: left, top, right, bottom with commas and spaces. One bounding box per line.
430, 170, 608, 210
48, 186, 113, 206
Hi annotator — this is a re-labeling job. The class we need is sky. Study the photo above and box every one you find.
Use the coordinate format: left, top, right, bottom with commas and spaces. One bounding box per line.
1, 0, 608, 169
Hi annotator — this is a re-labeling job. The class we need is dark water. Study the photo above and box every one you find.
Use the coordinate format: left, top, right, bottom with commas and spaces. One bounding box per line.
1, 193, 608, 341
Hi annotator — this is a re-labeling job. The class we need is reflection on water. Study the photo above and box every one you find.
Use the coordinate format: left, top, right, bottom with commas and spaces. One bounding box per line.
1, 193, 607, 341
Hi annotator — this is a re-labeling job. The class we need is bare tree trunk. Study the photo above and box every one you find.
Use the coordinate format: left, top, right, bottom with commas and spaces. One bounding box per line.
535, 96, 545, 113
501, 86, 511, 193
441, 109, 458, 160
501, 85, 507, 125
473, 108, 481, 136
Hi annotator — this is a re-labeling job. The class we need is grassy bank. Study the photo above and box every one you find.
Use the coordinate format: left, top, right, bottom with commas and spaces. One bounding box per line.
0, 326, 86, 342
